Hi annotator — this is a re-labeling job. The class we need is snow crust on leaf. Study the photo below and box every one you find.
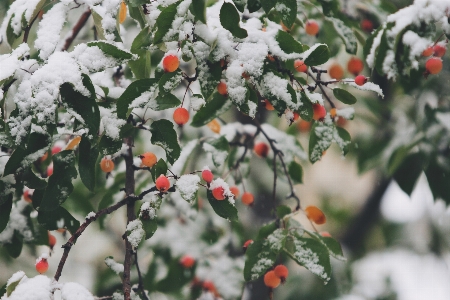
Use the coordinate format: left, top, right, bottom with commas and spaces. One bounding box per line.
176, 174, 201, 204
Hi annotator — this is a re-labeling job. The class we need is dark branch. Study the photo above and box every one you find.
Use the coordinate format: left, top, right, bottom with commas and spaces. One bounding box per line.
62, 9, 91, 51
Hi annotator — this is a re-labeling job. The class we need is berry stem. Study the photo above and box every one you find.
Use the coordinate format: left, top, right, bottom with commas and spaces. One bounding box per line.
308, 69, 336, 109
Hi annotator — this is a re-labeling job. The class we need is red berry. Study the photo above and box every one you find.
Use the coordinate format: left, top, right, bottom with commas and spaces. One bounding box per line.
293, 112, 300, 121
360, 19, 373, 32
202, 169, 214, 183
51, 146, 62, 155
229, 186, 240, 198
347, 57, 364, 76
354, 75, 367, 86
155, 175, 170, 192
433, 44, 446, 57
305, 205, 326, 225
140, 152, 157, 168
100, 157, 114, 173
202, 280, 219, 296
48, 232, 56, 248
425, 57, 443, 74
212, 187, 225, 200
422, 46, 433, 57
217, 81, 227, 95
180, 255, 195, 268
264, 270, 281, 288
328, 63, 344, 80
254, 142, 269, 158
305, 20, 319, 36
35, 258, 49, 274
173, 107, 189, 126
241, 192, 254, 206
294, 60, 308, 73
162, 55, 179, 73
23, 189, 33, 203
297, 119, 311, 132
47, 164, 53, 177
312, 104, 326, 121
264, 99, 275, 111
274, 265, 289, 281
243, 239, 253, 250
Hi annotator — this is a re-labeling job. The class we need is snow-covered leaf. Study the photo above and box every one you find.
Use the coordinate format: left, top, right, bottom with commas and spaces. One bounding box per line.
276, 0, 297, 29
275, 30, 305, 54
206, 190, 238, 221
177, 174, 201, 203
154, 1, 182, 44
191, 93, 232, 127
116, 78, 159, 119
203, 135, 229, 168
303, 44, 330, 66
220, 2, 248, 39
38, 206, 80, 234
78, 136, 99, 192
150, 120, 181, 165
325, 17, 357, 54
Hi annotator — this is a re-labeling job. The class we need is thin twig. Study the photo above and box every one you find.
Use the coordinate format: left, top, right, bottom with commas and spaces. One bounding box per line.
62, 9, 91, 51
23, 12, 40, 43
308, 70, 336, 109
134, 252, 149, 300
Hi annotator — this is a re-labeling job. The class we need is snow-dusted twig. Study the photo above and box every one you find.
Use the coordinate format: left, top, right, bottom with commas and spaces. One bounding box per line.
62, 9, 91, 51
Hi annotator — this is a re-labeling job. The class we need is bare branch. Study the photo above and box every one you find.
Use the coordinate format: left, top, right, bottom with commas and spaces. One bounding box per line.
62, 9, 91, 51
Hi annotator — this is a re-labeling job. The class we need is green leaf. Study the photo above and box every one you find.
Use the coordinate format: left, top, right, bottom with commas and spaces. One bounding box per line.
333, 88, 357, 105
88, 41, 134, 60
325, 17, 357, 54
316, 0, 339, 17
393, 153, 425, 196
244, 229, 287, 281
98, 134, 122, 156
150, 120, 181, 165
375, 29, 389, 75
141, 217, 158, 240
128, 49, 151, 79
60, 83, 100, 139
0, 284, 5, 298
257, 221, 278, 240
156, 257, 196, 292
203, 135, 229, 168
248, 0, 261, 13
363, 27, 382, 58
191, 93, 232, 127
306, 230, 345, 261
5, 231, 23, 258
304, 44, 330, 66
116, 78, 159, 119
0, 196, 12, 234
276, 205, 292, 219
158, 70, 182, 93
275, 30, 304, 54
79, 136, 99, 192
91, 10, 106, 40
276, 0, 297, 29
190, 0, 206, 24
150, 159, 168, 182
336, 127, 351, 155
288, 161, 303, 184
198, 61, 222, 99
22, 167, 47, 190
6, 15, 20, 46
39, 151, 78, 211
5, 271, 24, 297
260, 0, 276, 12
298, 92, 313, 121
206, 190, 238, 221
154, 1, 181, 44
38, 206, 80, 234
128, 4, 147, 28
309, 123, 332, 163
285, 235, 331, 283
425, 160, 450, 204
220, 2, 248, 39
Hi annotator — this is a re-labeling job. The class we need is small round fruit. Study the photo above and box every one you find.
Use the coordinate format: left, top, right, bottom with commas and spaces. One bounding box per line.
264, 270, 281, 288
241, 192, 254, 206
40, 152, 48, 162
347, 57, 364, 76
163, 55, 179, 73
294, 60, 308, 73
230, 186, 240, 198
180, 255, 195, 268
173, 107, 189, 126
328, 63, 344, 80
433, 44, 446, 57
254, 142, 269, 158
212, 187, 225, 200
202, 169, 214, 183
354, 75, 368, 86
422, 46, 433, 57
425, 57, 443, 74
305, 20, 319, 36
155, 175, 170, 192
140, 152, 157, 168
264, 99, 275, 111
297, 119, 311, 132
217, 81, 228, 95
47, 165, 53, 177
305, 205, 326, 225
23, 190, 33, 203
274, 265, 289, 281
360, 19, 373, 32
243, 239, 253, 250
207, 119, 221, 134
48, 232, 56, 248
35, 258, 49, 274
312, 104, 326, 121
52, 146, 62, 155
293, 112, 300, 121
100, 157, 115, 173
202, 280, 218, 295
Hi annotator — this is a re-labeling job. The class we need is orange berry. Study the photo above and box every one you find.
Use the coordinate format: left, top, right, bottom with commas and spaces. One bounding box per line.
243, 239, 253, 250
100, 157, 114, 173
337, 116, 347, 127
229, 186, 240, 198
274, 265, 289, 281
422, 46, 433, 57
360, 19, 373, 32
264, 99, 275, 111
48, 232, 56, 248
241, 192, 254, 206
254, 142, 269, 158
217, 81, 227, 95
305, 205, 326, 225
202, 280, 219, 296
47, 164, 53, 177
294, 60, 308, 73
155, 175, 170, 192
347, 57, 364, 76
312, 104, 326, 121
173, 107, 189, 126
207, 119, 221, 134
139, 152, 157, 168
425, 57, 443, 74
297, 119, 311, 132
293, 112, 300, 121
202, 169, 214, 183
305, 20, 319, 36
180, 255, 195, 268
35, 258, 49, 274
264, 270, 281, 288
23, 189, 33, 203
40, 152, 48, 162
433, 44, 446, 57
119, 1, 127, 24
354, 75, 367, 86
212, 187, 225, 200
162, 55, 179, 73
328, 63, 344, 80
330, 108, 337, 119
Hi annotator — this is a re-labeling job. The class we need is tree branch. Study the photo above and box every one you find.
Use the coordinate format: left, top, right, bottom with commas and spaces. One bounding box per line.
23, 12, 40, 44
134, 252, 149, 300
62, 9, 91, 51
